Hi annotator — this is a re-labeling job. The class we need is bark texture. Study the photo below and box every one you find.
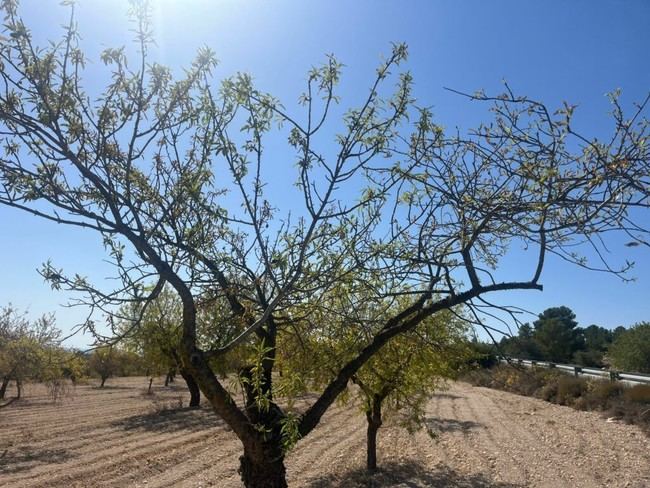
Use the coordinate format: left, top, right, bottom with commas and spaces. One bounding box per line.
365, 396, 383, 472
239, 448, 287, 488
0, 376, 9, 400
179, 369, 201, 408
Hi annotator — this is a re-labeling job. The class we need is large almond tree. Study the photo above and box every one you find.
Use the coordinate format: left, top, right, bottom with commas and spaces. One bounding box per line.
0, 2, 648, 486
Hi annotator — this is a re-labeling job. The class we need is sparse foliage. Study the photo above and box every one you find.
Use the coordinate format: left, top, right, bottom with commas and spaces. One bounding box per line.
277, 285, 472, 471
87, 346, 120, 388
0, 304, 67, 405
119, 287, 202, 406
0, 1, 648, 486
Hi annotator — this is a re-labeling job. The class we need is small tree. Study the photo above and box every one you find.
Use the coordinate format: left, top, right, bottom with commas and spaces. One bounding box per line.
276, 284, 471, 471
608, 322, 650, 373
0, 305, 62, 404
60, 349, 88, 384
572, 324, 613, 367
119, 287, 202, 406
500, 323, 542, 360
88, 346, 120, 387
352, 312, 471, 471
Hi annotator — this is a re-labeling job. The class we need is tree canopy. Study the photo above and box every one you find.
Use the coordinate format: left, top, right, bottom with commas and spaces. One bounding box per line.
499, 306, 626, 367
608, 322, 650, 373
0, 2, 648, 486
0, 304, 71, 405
532, 306, 583, 363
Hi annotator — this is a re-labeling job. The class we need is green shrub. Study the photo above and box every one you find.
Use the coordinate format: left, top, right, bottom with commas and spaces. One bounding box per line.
463, 365, 650, 433
608, 322, 650, 373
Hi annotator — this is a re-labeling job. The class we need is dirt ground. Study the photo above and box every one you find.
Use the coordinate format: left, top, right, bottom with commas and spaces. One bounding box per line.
1, 377, 648, 488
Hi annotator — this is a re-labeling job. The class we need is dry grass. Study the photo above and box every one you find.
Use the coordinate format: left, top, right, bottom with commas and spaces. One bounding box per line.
464, 365, 650, 433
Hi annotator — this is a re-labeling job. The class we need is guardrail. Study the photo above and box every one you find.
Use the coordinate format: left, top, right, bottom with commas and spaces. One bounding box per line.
499, 358, 650, 385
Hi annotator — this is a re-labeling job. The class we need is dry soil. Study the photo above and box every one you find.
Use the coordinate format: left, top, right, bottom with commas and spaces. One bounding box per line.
1, 377, 648, 487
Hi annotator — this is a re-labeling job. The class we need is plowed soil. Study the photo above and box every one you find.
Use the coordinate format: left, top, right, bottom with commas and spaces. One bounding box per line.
1, 378, 648, 487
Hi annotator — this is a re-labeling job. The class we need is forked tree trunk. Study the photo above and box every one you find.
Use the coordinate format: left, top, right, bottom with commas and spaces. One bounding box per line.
365, 396, 383, 472
179, 369, 201, 408
178, 319, 290, 487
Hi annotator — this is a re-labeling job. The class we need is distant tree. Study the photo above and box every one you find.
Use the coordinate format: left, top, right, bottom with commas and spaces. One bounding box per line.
612, 326, 627, 342
60, 349, 88, 384
500, 323, 542, 360
277, 286, 472, 472
0, 305, 62, 404
88, 347, 120, 387
533, 307, 584, 363
351, 313, 471, 471
582, 324, 612, 351
119, 287, 201, 406
116, 350, 147, 377
535, 307, 578, 330
468, 340, 499, 368
572, 324, 613, 367
608, 322, 650, 373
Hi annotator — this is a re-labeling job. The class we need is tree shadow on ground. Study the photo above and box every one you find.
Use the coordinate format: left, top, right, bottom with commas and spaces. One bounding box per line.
0, 396, 20, 409
0, 397, 45, 409
90, 385, 136, 390
304, 461, 524, 488
0, 446, 72, 475
111, 405, 224, 433
430, 393, 462, 400
425, 417, 483, 433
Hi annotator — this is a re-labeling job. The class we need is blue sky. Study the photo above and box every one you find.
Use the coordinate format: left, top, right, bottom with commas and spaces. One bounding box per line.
1, 0, 649, 347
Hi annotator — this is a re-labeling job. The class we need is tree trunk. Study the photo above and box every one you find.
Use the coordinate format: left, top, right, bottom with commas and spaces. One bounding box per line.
234, 365, 288, 487
366, 396, 383, 472
179, 369, 201, 408
0, 376, 9, 400
100, 376, 107, 388
165, 368, 176, 386
148, 377, 154, 394
239, 448, 287, 488
15, 379, 22, 400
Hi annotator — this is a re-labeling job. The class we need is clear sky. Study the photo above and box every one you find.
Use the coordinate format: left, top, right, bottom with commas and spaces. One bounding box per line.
1, 0, 649, 347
